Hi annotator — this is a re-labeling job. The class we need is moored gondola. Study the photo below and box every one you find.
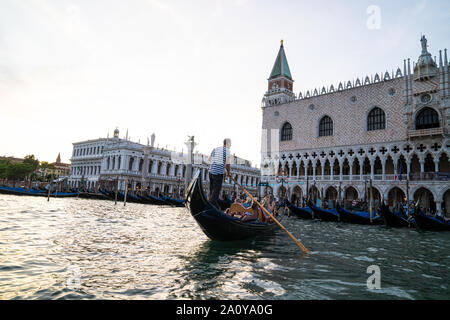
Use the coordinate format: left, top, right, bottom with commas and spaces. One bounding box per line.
77, 192, 111, 201
378, 203, 415, 228
309, 201, 339, 222
287, 201, 314, 219
337, 204, 383, 225
0, 186, 46, 197
185, 170, 280, 241
161, 195, 185, 207
0, 186, 77, 198
141, 194, 168, 205
412, 209, 450, 231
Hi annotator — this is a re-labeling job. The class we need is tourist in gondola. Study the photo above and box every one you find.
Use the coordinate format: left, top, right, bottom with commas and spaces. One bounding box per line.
208, 138, 231, 209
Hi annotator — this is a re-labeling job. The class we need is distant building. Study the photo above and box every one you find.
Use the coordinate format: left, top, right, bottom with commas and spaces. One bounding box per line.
261, 36, 450, 216
38, 153, 71, 178
68, 130, 261, 198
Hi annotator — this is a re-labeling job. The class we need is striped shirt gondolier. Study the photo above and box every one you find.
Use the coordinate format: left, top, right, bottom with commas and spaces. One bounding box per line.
210, 146, 231, 175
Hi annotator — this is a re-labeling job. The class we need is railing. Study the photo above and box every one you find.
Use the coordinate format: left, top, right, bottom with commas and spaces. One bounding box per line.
408, 127, 445, 138
262, 172, 449, 184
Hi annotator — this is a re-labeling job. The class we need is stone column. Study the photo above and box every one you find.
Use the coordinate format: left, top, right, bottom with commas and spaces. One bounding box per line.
339, 161, 343, 181
434, 158, 439, 173
296, 162, 300, 178
321, 161, 325, 180
436, 201, 443, 216
370, 159, 375, 180
304, 163, 308, 180
419, 159, 425, 178
359, 158, 363, 181
330, 163, 334, 180
349, 159, 353, 180
312, 163, 317, 180
152, 160, 158, 174
382, 158, 386, 180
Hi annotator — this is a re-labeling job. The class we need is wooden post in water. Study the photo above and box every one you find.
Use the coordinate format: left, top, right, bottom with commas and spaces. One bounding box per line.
369, 178, 373, 223
124, 177, 128, 206
114, 178, 118, 205
305, 175, 309, 207
47, 181, 51, 202
406, 177, 410, 217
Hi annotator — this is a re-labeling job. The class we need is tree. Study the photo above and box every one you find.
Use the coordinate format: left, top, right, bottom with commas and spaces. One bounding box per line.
39, 161, 55, 170
0, 160, 10, 180
7, 163, 34, 185
24, 155, 40, 171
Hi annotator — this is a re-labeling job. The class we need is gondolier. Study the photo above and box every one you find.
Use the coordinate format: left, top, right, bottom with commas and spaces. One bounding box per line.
208, 138, 231, 209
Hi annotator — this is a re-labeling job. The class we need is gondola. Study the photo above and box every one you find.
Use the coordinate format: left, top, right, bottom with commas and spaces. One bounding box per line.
161, 195, 185, 207
412, 209, 450, 231
77, 192, 111, 201
378, 203, 415, 228
287, 201, 314, 219
0, 186, 77, 198
185, 170, 280, 241
141, 194, 168, 205
99, 189, 115, 200
337, 204, 384, 225
51, 191, 78, 198
0, 186, 46, 197
309, 201, 339, 222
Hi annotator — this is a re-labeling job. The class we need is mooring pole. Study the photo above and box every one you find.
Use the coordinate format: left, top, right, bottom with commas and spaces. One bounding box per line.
369, 178, 373, 223
124, 177, 128, 206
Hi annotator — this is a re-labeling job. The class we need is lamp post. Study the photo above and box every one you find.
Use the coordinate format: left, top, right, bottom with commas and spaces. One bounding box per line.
176, 173, 184, 199
276, 170, 288, 202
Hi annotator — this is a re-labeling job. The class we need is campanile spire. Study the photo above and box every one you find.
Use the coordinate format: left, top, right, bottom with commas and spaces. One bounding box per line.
263, 40, 295, 107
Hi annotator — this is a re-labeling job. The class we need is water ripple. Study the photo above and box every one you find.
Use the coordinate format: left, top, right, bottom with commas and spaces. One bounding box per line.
0, 194, 449, 299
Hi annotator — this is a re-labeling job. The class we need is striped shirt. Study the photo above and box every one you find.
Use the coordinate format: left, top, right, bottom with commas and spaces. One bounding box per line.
209, 146, 231, 175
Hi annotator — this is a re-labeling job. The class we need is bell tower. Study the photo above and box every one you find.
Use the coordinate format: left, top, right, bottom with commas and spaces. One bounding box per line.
263, 40, 295, 107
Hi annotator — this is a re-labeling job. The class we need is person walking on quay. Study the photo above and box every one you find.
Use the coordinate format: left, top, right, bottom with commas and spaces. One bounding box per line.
208, 138, 231, 209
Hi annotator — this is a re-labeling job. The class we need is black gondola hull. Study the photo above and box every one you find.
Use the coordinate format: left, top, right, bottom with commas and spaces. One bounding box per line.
337, 207, 384, 225
287, 203, 313, 219
310, 204, 339, 222
413, 211, 450, 231
185, 171, 278, 241
378, 205, 414, 228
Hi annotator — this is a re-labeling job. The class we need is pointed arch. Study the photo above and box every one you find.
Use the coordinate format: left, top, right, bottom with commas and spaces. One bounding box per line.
415, 107, 440, 130
367, 107, 386, 131
280, 122, 293, 141
318, 115, 333, 137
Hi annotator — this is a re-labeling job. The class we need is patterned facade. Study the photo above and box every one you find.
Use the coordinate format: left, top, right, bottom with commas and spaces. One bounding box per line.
261, 37, 450, 217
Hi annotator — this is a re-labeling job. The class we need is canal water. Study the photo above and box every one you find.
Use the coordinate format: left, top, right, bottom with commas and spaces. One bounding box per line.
0, 194, 449, 300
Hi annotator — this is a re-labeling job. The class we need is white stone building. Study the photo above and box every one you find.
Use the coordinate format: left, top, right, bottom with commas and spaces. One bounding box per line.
261, 37, 450, 217
69, 129, 260, 198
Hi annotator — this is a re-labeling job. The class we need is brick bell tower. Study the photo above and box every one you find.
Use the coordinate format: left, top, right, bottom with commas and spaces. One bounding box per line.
263, 40, 295, 107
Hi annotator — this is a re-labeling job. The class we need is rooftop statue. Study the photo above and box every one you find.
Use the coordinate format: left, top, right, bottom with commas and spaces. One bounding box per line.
420, 35, 428, 54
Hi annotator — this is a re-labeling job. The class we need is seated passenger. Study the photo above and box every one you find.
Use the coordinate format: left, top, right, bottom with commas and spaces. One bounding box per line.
242, 197, 252, 208
241, 201, 260, 222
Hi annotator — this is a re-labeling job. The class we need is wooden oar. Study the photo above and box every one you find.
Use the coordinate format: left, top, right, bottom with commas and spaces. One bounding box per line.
229, 175, 310, 254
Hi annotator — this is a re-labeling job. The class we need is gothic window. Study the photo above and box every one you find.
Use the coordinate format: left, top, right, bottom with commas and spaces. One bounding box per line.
415, 107, 439, 130
319, 116, 333, 137
280, 122, 293, 141
367, 107, 386, 131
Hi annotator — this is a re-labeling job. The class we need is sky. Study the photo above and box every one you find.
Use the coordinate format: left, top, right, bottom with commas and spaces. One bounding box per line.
0, 0, 449, 166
